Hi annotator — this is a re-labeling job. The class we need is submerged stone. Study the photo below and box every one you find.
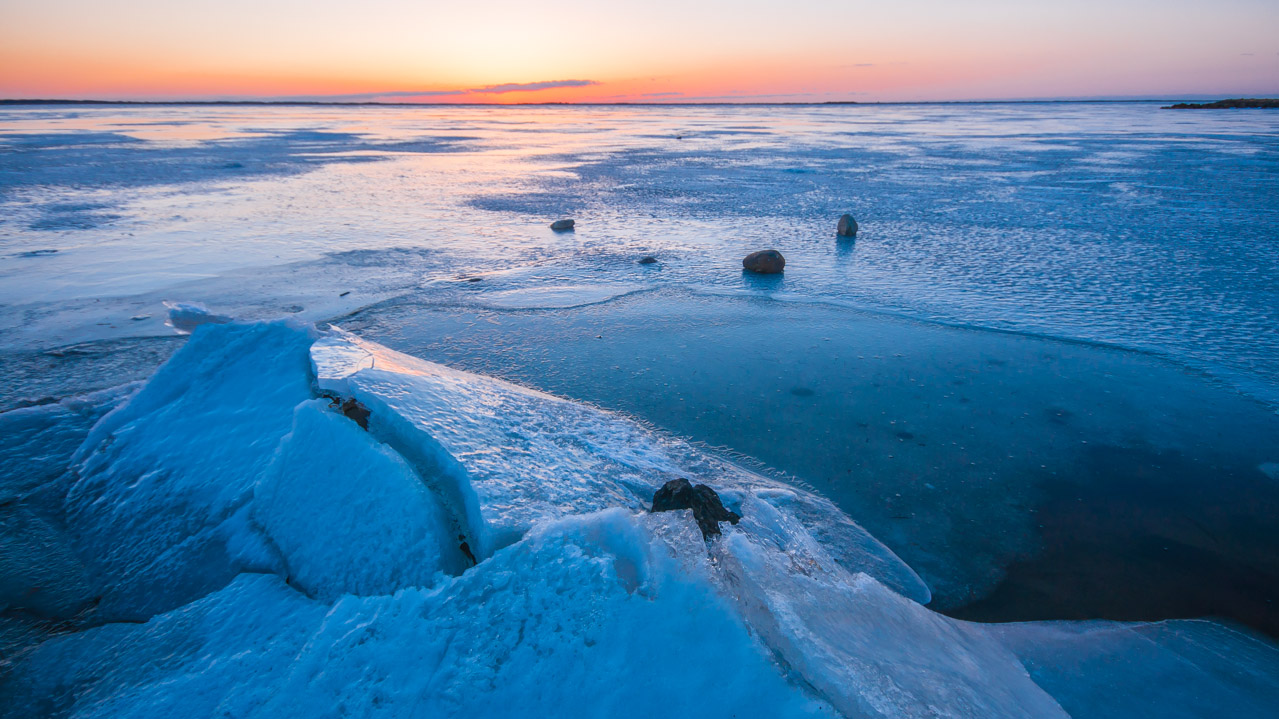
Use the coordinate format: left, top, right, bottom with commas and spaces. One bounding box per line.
742, 250, 785, 274
837, 213, 858, 237
651, 478, 741, 539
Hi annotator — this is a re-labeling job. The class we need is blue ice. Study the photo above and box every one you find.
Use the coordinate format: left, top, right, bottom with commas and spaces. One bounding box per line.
2, 321, 1277, 718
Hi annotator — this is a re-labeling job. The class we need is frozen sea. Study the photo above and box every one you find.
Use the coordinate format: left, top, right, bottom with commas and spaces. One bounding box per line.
2, 102, 1279, 717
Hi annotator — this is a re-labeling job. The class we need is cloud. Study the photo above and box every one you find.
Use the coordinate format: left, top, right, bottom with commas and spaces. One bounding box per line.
641, 91, 684, 97
471, 79, 598, 94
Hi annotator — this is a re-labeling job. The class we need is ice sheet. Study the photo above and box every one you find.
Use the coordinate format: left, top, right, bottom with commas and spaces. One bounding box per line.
716, 496, 1068, 718
251, 400, 458, 598
990, 619, 1279, 718
6, 322, 1277, 718
62, 322, 316, 621
1, 511, 833, 719
311, 326, 932, 603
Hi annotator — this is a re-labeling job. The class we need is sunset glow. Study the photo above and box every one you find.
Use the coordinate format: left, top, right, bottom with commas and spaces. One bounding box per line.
2, 0, 1277, 102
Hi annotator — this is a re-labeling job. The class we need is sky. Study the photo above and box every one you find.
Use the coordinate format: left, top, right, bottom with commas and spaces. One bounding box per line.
1, 0, 1276, 102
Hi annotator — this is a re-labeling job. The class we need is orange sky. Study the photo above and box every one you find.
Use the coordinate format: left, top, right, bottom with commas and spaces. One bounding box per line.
2, 0, 1276, 102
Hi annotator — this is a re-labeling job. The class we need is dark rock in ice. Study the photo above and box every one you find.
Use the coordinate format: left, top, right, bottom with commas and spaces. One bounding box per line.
742, 249, 785, 274
459, 534, 477, 566
651, 478, 695, 513
651, 478, 741, 539
837, 213, 858, 237
550, 219, 575, 231
339, 397, 371, 430
638, 256, 658, 265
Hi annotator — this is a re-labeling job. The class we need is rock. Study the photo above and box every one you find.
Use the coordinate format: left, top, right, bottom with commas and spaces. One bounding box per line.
638, 256, 658, 265
458, 534, 477, 565
339, 397, 371, 430
650, 478, 741, 539
837, 213, 858, 237
550, 219, 575, 231
742, 250, 785, 274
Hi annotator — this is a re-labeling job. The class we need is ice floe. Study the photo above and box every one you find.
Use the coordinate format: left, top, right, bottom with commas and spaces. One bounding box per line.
3, 321, 1277, 717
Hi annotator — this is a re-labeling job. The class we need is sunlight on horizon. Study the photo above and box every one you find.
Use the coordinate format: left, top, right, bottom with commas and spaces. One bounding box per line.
1, 0, 1276, 101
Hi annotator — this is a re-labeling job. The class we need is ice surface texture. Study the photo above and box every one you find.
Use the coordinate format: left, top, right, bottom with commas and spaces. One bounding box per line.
311, 326, 930, 602
62, 323, 317, 621
4, 105, 1279, 405
991, 620, 1279, 719
3, 322, 1277, 718
2, 514, 831, 719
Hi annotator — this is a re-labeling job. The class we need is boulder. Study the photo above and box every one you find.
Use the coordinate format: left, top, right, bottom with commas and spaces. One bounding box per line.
638, 256, 658, 265
550, 219, 575, 231
742, 250, 785, 274
651, 478, 741, 539
837, 213, 858, 237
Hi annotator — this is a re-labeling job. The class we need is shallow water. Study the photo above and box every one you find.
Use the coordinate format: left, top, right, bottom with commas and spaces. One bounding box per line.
2, 102, 1277, 633
340, 290, 1279, 631
3, 103, 1277, 400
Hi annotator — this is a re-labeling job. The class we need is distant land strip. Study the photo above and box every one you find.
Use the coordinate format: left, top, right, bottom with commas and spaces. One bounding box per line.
1163, 98, 1279, 109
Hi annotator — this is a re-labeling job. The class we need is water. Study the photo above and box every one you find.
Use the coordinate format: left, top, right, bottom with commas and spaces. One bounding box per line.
341, 290, 1279, 632
2, 102, 1278, 633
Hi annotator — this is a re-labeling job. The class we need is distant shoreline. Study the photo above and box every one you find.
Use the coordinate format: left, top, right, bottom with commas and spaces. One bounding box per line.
0, 98, 1235, 108
1162, 98, 1279, 110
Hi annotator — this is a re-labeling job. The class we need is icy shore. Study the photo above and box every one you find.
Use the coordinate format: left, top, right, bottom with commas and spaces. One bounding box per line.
2, 322, 1277, 718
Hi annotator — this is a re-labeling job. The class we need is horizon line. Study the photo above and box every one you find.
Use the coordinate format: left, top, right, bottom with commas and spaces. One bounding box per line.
1, 96, 1269, 108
